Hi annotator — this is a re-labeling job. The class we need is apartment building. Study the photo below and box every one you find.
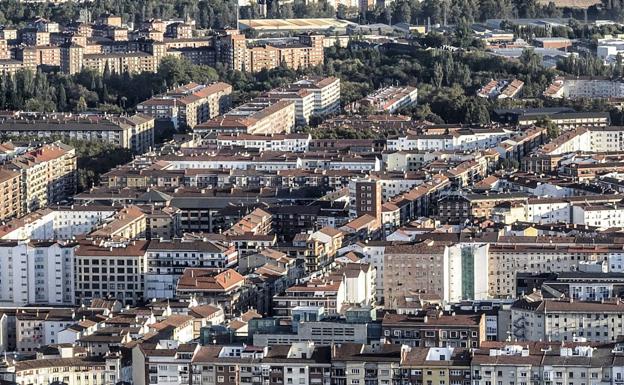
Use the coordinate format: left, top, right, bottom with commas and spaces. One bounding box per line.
572, 202, 624, 228
252, 316, 370, 346
89, 205, 147, 240
358, 86, 418, 113
0, 356, 117, 385
215, 133, 311, 152
273, 263, 375, 318
74, 239, 149, 306
470, 341, 618, 385
145, 239, 238, 299
437, 193, 529, 223
5, 142, 76, 213
400, 346, 472, 385
487, 240, 624, 298
388, 128, 509, 152
0, 240, 76, 306
0, 113, 155, 153
544, 76, 624, 99
220, 33, 324, 73
175, 268, 247, 315
21, 28, 50, 46
225, 207, 273, 236
78, 48, 170, 75
348, 177, 382, 219
290, 76, 341, 116
0, 169, 22, 221
511, 295, 624, 342
381, 311, 486, 348
332, 343, 403, 385
516, 271, 624, 301
132, 341, 196, 385
195, 99, 296, 135
137, 82, 232, 128
190, 342, 331, 385
0, 205, 117, 241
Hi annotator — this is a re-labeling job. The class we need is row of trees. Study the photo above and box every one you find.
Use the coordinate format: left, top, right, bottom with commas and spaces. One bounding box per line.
0, 54, 324, 115
0, 0, 618, 30
0, 0, 238, 30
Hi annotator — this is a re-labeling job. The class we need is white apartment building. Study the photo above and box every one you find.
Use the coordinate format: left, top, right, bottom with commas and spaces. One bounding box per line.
340, 242, 387, 301
0, 355, 121, 385
545, 77, 624, 99
526, 195, 624, 224
359, 86, 418, 113
145, 239, 238, 299
572, 203, 624, 228
132, 341, 196, 385
0, 240, 75, 306
374, 175, 422, 201
215, 133, 311, 152
387, 129, 508, 152
0, 206, 117, 241
264, 89, 315, 126
511, 297, 624, 342
291, 76, 341, 116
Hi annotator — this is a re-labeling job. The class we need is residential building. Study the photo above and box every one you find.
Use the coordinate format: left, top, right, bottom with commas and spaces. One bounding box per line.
74, 239, 149, 306
0, 169, 22, 221
175, 268, 247, 315
137, 82, 232, 129
0, 113, 155, 153
145, 239, 238, 299
0, 240, 76, 306
357, 86, 418, 113
190, 342, 332, 385
5, 142, 76, 213
381, 311, 486, 348
195, 99, 296, 135
511, 295, 624, 342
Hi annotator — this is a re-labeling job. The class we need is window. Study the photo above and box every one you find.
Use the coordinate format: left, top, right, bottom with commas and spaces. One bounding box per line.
217, 376, 224, 383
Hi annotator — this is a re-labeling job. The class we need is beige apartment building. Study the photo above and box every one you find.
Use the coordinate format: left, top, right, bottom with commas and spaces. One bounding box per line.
196, 99, 296, 135
137, 82, 232, 128
0, 113, 155, 153
383, 242, 450, 307
488, 243, 609, 298
5, 142, 76, 213
0, 169, 22, 220
89, 205, 147, 240
218, 32, 324, 73
74, 239, 149, 305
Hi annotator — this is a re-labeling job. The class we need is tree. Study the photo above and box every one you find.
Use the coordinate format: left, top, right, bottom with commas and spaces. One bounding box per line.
538, 118, 560, 139
615, 53, 624, 79
432, 62, 444, 88
76, 96, 87, 112
520, 48, 541, 75
464, 99, 490, 124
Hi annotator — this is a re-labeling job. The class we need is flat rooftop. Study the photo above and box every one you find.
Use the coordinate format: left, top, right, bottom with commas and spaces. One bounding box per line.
239, 18, 355, 31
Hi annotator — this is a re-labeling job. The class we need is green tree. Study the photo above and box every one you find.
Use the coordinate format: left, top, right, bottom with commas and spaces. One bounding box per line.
538, 118, 560, 139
